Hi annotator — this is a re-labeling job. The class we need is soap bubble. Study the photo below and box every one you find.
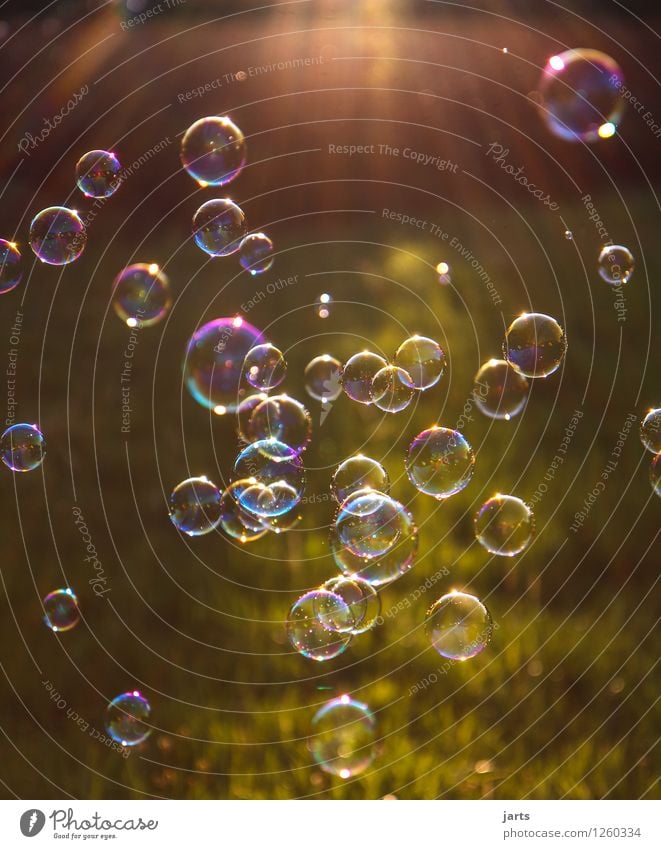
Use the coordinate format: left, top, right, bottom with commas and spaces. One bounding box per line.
330, 519, 418, 587
474, 358, 529, 421
183, 317, 264, 413
304, 355, 343, 403
405, 427, 474, 499
564, 230, 573, 240
597, 244, 635, 286
321, 577, 380, 634
394, 335, 446, 390
474, 494, 534, 556
169, 476, 222, 536
650, 454, 661, 497
43, 588, 80, 632
503, 312, 567, 378
239, 233, 274, 275
105, 691, 151, 746
243, 343, 286, 390
111, 263, 171, 327
341, 351, 387, 404
538, 49, 625, 142
233, 438, 306, 503
249, 395, 312, 454
1, 423, 46, 472
331, 455, 390, 504
425, 591, 492, 660
236, 392, 268, 442
335, 489, 409, 559
0, 240, 22, 294
315, 293, 332, 319
640, 409, 661, 454
370, 365, 415, 413
287, 590, 352, 661
29, 206, 86, 265
192, 198, 247, 257
75, 149, 121, 198
237, 479, 301, 519
180, 116, 246, 186
219, 481, 268, 542
310, 695, 376, 778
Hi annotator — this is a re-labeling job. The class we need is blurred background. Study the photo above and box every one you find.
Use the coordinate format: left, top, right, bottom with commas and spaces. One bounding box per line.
0, 0, 658, 799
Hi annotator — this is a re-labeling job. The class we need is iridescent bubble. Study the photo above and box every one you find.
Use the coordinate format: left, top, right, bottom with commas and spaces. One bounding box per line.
249, 395, 312, 454
474, 494, 534, 556
243, 343, 286, 390
29, 206, 86, 265
237, 479, 300, 519
597, 244, 635, 286
169, 476, 222, 536
0, 239, 22, 294
331, 455, 390, 504
503, 312, 567, 378
192, 198, 247, 257
180, 116, 246, 186
287, 590, 352, 661
341, 351, 387, 404
183, 317, 264, 413
219, 481, 268, 543
474, 358, 529, 420
239, 233, 274, 275
1, 423, 46, 472
538, 49, 625, 142
105, 691, 151, 746
394, 335, 445, 390
43, 588, 80, 632
370, 365, 415, 413
236, 392, 268, 442
75, 149, 121, 198
330, 521, 417, 587
310, 696, 376, 778
111, 263, 171, 327
640, 409, 661, 454
304, 355, 342, 403
335, 489, 414, 561
405, 427, 474, 499
425, 592, 492, 660
315, 293, 332, 319
650, 454, 661, 497
322, 577, 381, 635
233, 438, 306, 504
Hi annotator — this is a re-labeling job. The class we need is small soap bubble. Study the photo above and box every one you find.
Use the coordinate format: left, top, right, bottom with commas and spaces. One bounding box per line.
394, 335, 445, 390
597, 244, 635, 286
112, 263, 171, 327
341, 351, 387, 404
105, 691, 152, 746
243, 343, 286, 390
503, 312, 567, 378
303, 356, 341, 404
236, 392, 268, 442
405, 427, 474, 499
180, 116, 246, 186
249, 395, 312, 454
640, 408, 661, 454
538, 49, 625, 142
564, 229, 573, 240
43, 588, 80, 632
322, 576, 380, 635
475, 494, 534, 556
370, 365, 415, 413
233, 438, 306, 502
29, 206, 86, 265
287, 590, 352, 661
0, 239, 22, 294
219, 481, 268, 542
169, 476, 222, 536
315, 293, 332, 319
650, 454, 661, 497
310, 696, 377, 778
192, 198, 247, 257
331, 455, 390, 504
239, 233, 274, 275
1, 423, 46, 472
425, 591, 492, 660
183, 317, 264, 413
473, 358, 529, 421
75, 149, 121, 198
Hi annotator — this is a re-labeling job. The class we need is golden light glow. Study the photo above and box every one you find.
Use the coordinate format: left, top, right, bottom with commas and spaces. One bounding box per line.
598, 122, 616, 139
